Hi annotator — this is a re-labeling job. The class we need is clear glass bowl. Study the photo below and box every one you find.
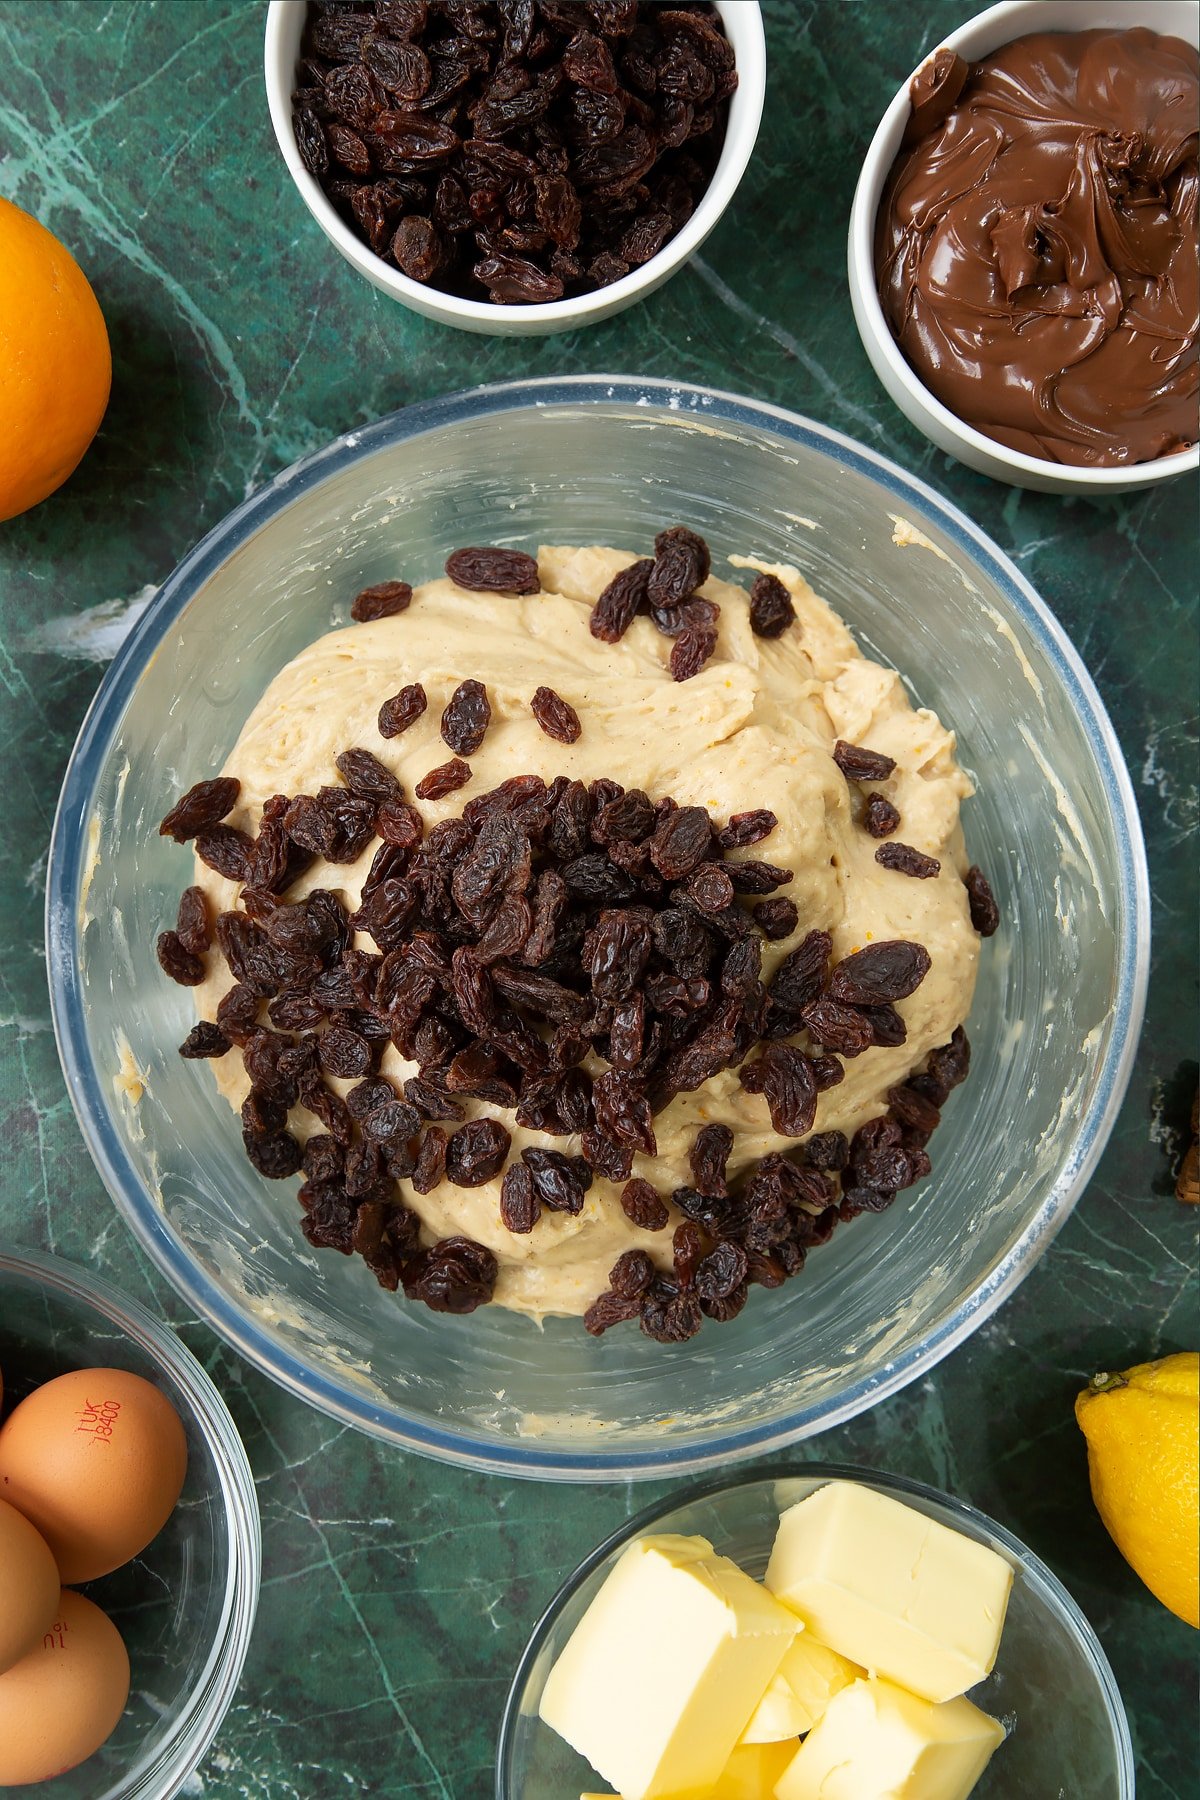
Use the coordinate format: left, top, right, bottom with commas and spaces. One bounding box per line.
46, 376, 1149, 1480
0, 1246, 260, 1799
497, 1467, 1135, 1799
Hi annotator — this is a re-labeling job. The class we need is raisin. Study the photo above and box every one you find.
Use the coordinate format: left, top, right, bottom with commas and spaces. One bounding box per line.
694, 1239, 747, 1303
587, 909, 652, 1000
648, 524, 710, 606
864, 792, 901, 838
718, 809, 777, 850
609, 1248, 656, 1300
799, 997, 875, 1058
349, 579, 411, 623
876, 841, 941, 879
402, 1236, 497, 1313
593, 788, 655, 845
378, 683, 428, 738
362, 1098, 422, 1145
863, 1004, 907, 1048
726, 859, 793, 895
753, 897, 798, 941
335, 748, 401, 805
649, 596, 719, 638
445, 546, 540, 593
193, 826, 255, 884
965, 865, 1000, 937
438, 679, 490, 756
683, 863, 733, 912
805, 1129, 849, 1171
748, 571, 795, 638
650, 805, 712, 879
834, 740, 897, 782
740, 1043, 817, 1137
590, 558, 653, 641
217, 983, 261, 1045
583, 1289, 642, 1335
522, 1146, 587, 1214
530, 684, 582, 744
244, 1129, 304, 1180
640, 1286, 702, 1342
411, 1126, 449, 1193
810, 1054, 845, 1091
179, 1021, 230, 1058
317, 1026, 373, 1080
769, 929, 832, 1014
415, 758, 472, 799
620, 1177, 669, 1231
887, 1083, 942, 1137
670, 624, 717, 681
176, 886, 211, 955
405, 1077, 464, 1122
445, 1116, 511, 1186
500, 1161, 539, 1232
159, 776, 241, 843
157, 930, 205, 986
828, 940, 931, 1006
302, 1135, 345, 1186
689, 1123, 733, 1197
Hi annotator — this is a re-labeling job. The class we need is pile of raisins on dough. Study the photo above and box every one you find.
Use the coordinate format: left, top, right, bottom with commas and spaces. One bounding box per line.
291, 1, 737, 304
158, 527, 1000, 1338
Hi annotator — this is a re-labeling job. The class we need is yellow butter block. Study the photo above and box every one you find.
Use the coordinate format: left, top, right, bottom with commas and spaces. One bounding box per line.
774, 1678, 1005, 1800
765, 1483, 1013, 1703
541, 1533, 797, 1800
580, 1741, 794, 1800
710, 1740, 797, 1797
739, 1672, 810, 1744
775, 1633, 863, 1733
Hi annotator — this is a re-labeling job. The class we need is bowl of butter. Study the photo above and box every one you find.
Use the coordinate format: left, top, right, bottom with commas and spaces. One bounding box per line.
497, 1466, 1133, 1799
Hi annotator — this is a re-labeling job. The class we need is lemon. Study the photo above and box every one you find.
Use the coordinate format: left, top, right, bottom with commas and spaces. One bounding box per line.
1075, 1351, 1199, 1627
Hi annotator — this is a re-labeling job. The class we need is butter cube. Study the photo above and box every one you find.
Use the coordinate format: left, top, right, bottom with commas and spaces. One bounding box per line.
710, 1741, 797, 1797
579, 1742, 795, 1800
541, 1534, 798, 1800
774, 1678, 1004, 1800
775, 1634, 863, 1733
739, 1672, 810, 1744
765, 1484, 1012, 1703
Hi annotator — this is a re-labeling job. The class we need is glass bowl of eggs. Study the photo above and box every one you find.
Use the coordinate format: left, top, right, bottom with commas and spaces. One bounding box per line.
0, 1245, 260, 1798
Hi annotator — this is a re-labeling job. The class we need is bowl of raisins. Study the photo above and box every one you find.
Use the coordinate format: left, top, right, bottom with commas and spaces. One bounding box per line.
264, 1, 766, 334
47, 375, 1147, 1481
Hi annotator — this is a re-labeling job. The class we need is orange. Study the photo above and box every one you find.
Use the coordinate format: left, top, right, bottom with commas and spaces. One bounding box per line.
0, 195, 111, 523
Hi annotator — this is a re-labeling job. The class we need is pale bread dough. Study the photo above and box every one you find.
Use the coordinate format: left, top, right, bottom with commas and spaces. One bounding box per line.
191, 546, 978, 1318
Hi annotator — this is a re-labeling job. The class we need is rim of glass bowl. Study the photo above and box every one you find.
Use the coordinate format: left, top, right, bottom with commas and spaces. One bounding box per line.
45, 375, 1150, 1479
0, 1244, 261, 1800
494, 1463, 1136, 1798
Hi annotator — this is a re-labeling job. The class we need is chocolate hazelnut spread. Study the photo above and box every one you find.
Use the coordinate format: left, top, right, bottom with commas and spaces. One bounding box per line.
876, 28, 1199, 466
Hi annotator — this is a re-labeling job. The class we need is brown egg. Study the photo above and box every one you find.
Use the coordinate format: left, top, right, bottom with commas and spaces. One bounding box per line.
0, 1368, 187, 1583
0, 1589, 130, 1785
0, 1498, 60, 1676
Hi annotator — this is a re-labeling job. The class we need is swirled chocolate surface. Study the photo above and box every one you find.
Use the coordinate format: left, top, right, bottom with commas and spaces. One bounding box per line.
875, 28, 1199, 466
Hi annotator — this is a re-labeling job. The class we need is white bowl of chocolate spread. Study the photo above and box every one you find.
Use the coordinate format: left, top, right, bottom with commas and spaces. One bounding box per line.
849, 0, 1199, 492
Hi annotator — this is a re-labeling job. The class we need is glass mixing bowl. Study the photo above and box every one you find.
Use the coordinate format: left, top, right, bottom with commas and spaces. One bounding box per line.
496, 1467, 1134, 1798
46, 376, 1148, 1479
0, 1246, 260, 1800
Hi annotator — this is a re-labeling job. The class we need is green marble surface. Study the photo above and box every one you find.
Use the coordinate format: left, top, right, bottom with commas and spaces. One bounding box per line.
0, 2, 1196, 1795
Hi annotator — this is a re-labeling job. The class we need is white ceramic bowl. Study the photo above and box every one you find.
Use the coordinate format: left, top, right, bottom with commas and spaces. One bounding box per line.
848, 0, 1200, 494
263, 0, 765, 336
